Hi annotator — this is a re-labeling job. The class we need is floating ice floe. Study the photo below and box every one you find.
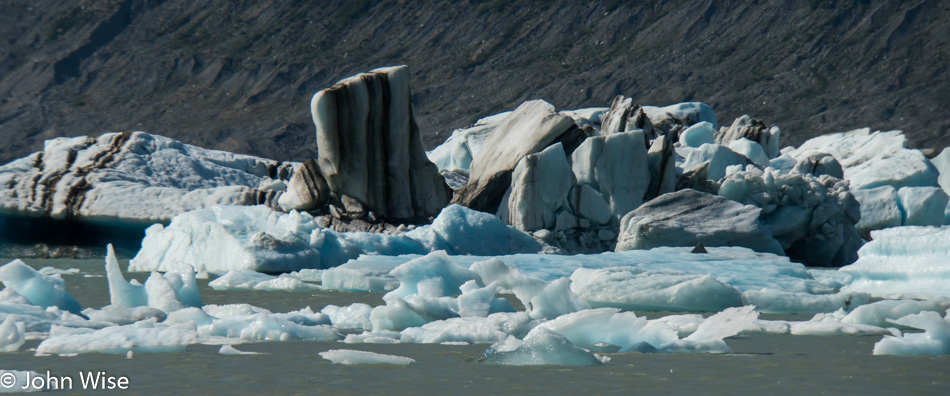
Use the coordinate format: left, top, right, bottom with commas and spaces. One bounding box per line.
319, 349, 415, 365
208, 270, 319, 291
36, 321, 199, 355
873, 311, 950, 356
839, 226, 950, 298
0, 131, 291, 225
218, 344, 261, 355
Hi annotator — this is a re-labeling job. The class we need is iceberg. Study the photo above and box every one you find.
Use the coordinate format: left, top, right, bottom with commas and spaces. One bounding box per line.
132, 203, 543, 275
310, 65, 451, 221
0, 131, 290, 225
616, 189, 785, 256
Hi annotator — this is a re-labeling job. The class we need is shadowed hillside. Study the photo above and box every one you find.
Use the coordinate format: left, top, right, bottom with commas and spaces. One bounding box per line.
1, 0, 948, 165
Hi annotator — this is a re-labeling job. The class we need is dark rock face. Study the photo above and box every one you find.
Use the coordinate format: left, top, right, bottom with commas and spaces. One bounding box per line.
310, 66, 451, 222
2, 1, 947, 167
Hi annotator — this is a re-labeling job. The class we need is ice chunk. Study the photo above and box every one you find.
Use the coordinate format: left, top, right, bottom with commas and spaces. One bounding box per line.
204, 311, 339, 342
38, 267, 79, 276
897, 186, 949, 227
427, 112, 510, 173
106, 245, 201, 312
788, 316, 889, 336
105, 244, 147, 307
407, 204, 542, 256
729, 138, 770, 167
470, 258, 548, 310
209, 269, 318, 291
83, 306, 166, 326
679, 121, 716, 148
571, 131, 650, 223
321, 263, 400, 293
933, 147, 950, 196
456, 281, 515, 317
873, 311, 950, 355
342, 330, 402, 344
506, 143, 574, 231
386, 251, 478, 300
399, 314, 524, 345
485, 328, 607, 366
642, 102, 717, 130
616, 189, 784, 256
319, 349, 415, 365
840, 226, 950, 298
218, 344, 261, 355
681, 144, 750, 182
321, 304, 374, 330
527, 278, 590, 320
570, 267, 742, 312
852, 186, 902, 234
842, 299, 950, 328
0, 260, 82, 315
719, 166, 862, 267
663, 306, 758, 353
36, 321, 199, 355
789, 129, 938, 191
741, 289, 869, 314
0, 315, 26, 352
455, 100, 576, 213
163, 307, 216, 327
534, 308, 677, 352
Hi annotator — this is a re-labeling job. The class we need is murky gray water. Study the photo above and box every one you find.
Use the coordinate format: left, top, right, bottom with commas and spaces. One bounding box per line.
3, 258, 947, 395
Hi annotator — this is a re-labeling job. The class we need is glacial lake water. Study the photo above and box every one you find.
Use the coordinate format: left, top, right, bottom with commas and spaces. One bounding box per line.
2, 257, 948, 395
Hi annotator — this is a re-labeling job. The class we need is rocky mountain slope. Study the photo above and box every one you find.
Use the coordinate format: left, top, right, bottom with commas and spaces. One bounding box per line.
1, 0, 948, 165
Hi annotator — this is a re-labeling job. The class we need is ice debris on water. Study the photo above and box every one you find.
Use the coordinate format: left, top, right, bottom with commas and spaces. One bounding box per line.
319, 349, 415, 365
